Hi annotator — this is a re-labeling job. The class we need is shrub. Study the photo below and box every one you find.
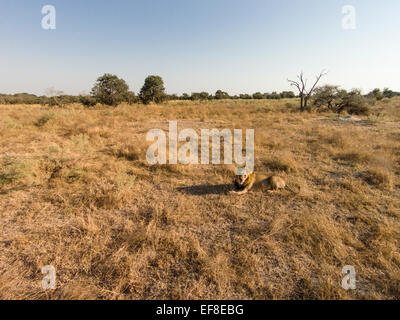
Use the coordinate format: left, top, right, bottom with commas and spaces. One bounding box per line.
80, 95, 97, 107
35, 112, 55, 127
312, 86, 371, 115
0, 156, 33, 187
335, 89, 371, 115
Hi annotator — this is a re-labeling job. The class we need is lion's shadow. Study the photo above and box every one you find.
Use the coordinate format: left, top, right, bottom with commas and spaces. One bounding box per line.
177, 184, 234, 196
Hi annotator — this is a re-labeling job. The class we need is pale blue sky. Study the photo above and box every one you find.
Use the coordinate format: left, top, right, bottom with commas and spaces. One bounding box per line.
0, 0, 399, 96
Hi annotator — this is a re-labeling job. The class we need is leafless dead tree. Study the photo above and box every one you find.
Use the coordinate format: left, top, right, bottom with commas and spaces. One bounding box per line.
287, 70, 328, 112
45, 87, 65, 107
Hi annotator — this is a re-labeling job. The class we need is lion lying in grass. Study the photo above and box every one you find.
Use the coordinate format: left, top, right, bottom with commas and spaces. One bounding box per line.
231, 169, 296, 195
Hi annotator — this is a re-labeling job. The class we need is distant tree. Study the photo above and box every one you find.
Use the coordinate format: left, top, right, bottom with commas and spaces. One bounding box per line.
199, 92, 211, 100
269, 92, 281, 99
139, 75, 166, 104
45, 87, 65, 107
191, 92, 211, 100
252, 92, 264, 99
214, 90, 230, 100
91, 74, 130, 106
383, 88, 397, 99
239, 94, 252, 99
0, 93, 43, 104
167, 94, 179, 101
264, 92, 275, 99
280, 91, 296, 99
190, 92, 201, 101
180, 93, 190, 100
288, 71, 328, 111
368, 88, 384, 101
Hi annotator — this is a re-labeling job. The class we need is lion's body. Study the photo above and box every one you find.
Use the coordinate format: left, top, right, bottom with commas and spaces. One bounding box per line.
263, 175, 286, 191
232, 172, 295, 195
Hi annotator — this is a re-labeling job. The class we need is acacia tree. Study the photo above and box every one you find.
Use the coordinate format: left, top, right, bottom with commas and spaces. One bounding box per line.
287, 71, 328, 112
312, 85, 341, 110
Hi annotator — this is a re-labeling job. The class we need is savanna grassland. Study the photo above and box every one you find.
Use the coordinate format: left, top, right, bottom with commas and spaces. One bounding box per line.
0, 98, 399, 299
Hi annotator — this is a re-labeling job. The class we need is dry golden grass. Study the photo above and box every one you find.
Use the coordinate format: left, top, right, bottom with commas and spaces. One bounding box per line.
0, 98, 400, 299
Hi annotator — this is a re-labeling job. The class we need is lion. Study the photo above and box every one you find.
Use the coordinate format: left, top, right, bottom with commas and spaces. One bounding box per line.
231, 169, 296, 195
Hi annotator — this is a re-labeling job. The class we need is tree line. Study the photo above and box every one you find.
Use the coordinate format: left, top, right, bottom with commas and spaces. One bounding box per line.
1, 73, 399, 109
0, 73, 298, 106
